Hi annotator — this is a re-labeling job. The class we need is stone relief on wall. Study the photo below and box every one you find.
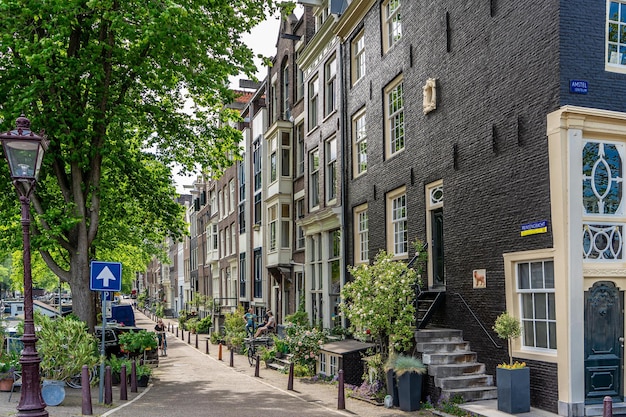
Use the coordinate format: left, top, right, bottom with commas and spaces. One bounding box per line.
423, 78, 437, 114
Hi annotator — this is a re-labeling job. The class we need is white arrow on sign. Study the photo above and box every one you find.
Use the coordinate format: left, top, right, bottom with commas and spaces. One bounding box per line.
96, 266, 117, 288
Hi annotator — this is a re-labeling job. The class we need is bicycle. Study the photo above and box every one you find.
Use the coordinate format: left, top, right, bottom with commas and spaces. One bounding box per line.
65, 365, 97, 389
157, 331, 167, 357
244, 336, 273, 367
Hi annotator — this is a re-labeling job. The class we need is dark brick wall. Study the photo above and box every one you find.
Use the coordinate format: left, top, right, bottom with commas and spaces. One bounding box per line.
342, 0, 568, 410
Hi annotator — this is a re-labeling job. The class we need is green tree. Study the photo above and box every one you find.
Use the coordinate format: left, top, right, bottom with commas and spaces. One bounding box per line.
0, 0, 286, 330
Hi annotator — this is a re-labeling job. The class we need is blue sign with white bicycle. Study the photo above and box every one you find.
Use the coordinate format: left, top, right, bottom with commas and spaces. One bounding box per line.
90, 261, 122, 292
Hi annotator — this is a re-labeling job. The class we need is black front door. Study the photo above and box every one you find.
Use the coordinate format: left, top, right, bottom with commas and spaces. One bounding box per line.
431, 208, 445, 287
584, 281, 624, 403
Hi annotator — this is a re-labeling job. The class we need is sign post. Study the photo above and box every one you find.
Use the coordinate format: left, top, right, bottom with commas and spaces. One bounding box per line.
90, 261, 122, 403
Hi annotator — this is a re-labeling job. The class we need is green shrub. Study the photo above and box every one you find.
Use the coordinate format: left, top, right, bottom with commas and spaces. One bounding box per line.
224, 306, 246, 351
196, 316, 212, 334
186, 317, 199, 332
119, 330, 158, 356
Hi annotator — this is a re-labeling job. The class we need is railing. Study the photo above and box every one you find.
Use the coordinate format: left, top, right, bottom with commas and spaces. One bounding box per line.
213, 297, 238, 315
453, 292, 502, 349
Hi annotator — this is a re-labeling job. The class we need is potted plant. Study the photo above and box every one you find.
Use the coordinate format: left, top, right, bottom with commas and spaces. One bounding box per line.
392, 354, 426, 412
0, 352, 19, 391
383, 353, 400, 408
136, 363, 152, 387
106, 355, 132, 385
493, 311, 530, 414
119, 330, 158, 359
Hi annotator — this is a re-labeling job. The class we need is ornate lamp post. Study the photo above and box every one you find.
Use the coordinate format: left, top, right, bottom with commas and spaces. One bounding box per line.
0, 114, 48, 417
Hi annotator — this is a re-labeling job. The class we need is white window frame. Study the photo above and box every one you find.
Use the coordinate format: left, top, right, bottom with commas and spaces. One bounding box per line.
382, 0, 402, 53
387, 186, 407, 258
309, 148, 320, 210
385, 76, 405, 158
607, 1, 626, 73
324, 55, 337, 117
353, 108, 367, 176
352, 30, 365, 84
354, 204, 369, 264
326, 137, 337, 203
308, 75, 319, 131
268, 204, 278, 252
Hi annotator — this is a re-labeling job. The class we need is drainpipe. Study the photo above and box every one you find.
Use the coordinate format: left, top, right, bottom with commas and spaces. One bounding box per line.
338, 39, 348, 329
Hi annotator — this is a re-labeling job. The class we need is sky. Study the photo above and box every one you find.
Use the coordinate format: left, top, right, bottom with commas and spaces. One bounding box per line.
174, 6, 302, 193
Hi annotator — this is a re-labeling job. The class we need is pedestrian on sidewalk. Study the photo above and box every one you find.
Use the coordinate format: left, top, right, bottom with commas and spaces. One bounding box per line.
243, 308, 256, 337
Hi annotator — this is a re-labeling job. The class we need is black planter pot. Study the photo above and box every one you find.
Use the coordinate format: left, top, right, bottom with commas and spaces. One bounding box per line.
496, 367, 530, 414
137, 375, 150, 387
386, 369, 399, 407
111, 372, 121, 385
397, 372, 422, 412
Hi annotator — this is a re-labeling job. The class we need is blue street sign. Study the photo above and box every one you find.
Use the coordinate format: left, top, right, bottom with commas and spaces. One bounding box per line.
90, 261, 122, 292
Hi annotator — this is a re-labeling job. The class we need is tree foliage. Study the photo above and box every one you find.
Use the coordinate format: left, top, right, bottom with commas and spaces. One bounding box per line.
0, 0, 283, 329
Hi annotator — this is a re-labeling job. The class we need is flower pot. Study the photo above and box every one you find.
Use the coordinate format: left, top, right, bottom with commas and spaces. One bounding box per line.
137, 375, 150, 387
385, 369, 399, 407
0, 377, 14, 392
41, 379, 66, 406
397, 371, 422, 412
111, 372, 121, 385
496, 367, 530, 414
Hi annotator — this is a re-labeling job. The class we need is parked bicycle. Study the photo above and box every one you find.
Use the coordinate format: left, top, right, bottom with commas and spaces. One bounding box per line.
244, 336, 273, 366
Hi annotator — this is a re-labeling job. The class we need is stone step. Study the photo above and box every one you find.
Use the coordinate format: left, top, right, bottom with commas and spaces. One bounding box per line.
428, 362, 486, 378
586, 401, 626, 416
415, 328, 463, 344
441, 386, 498, 402
436, 373, 494, 390
415, 341, 470, 353
422, 351, 477, 365
267, 362, 286, 372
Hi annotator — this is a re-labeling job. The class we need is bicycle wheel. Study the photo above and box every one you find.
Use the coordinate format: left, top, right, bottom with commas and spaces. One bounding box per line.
66, 366, 95, 389
247, 344, 255, 366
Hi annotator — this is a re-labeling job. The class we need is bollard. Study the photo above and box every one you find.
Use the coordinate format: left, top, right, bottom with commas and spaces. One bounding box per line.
130, 360, 138, 393
287, 362, 294, 391
337, 369, 345, 410
187, 330, 191, 344
206, 339, 210, 354
176, 327, 179, 338
230, 348, 234, 367
181, 328, 185, 341
195, 333, 198, 349
604, 396, 613, 417
218, 343, 223, 360
254, 356, 260, 377
120, 364, 128, 401
81, 365, 93, 415
168, 323, 171, 332
104, 365, 112, 405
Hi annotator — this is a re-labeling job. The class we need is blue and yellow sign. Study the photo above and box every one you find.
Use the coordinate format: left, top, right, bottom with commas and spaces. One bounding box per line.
521, 220, 548, 236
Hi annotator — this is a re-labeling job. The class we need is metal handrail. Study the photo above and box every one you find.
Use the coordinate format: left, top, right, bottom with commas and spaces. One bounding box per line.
453, 292, 502, 349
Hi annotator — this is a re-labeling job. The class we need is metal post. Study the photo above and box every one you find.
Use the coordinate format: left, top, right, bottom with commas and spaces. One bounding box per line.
337, 370, 345, 410
16, 189, 48, 417
130, 361, 138, 393
187, 330, 190, 344
230, 349, 234, 367
104, 366, 112, 405
218, 343, 223, 361
287, 362, 294, 391
195, 333, 198, 349
81, 365, 93, 415
254, 356, 260, 377
205, 339, 210, 354
120, 364, 127, 401
604, 396, 613, 417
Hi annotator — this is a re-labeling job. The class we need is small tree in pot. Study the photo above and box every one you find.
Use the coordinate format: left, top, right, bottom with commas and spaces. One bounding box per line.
493, 312, 530, 413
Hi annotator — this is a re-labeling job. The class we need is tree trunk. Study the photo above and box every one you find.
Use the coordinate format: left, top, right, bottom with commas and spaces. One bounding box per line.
68, 251, 96, 332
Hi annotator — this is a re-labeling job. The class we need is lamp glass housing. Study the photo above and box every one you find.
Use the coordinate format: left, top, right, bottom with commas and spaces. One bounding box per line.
2, 135, 46, 180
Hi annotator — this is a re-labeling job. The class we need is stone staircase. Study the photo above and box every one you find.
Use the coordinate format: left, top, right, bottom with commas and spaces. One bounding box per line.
415, 328, 498, 402
267, 354, 291, 372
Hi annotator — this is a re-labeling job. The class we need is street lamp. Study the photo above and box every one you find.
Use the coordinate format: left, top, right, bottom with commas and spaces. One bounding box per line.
0, 114, 49, 417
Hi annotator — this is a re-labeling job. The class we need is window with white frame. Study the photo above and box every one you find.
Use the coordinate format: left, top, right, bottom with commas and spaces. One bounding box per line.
324, 56, 336, 116
271, 79, 278, 123
352, 30, 365, 84
231, 223, 236, 254
254, 248, 262, 298
582, 140, 625, 260
253, 138, 262, 224
239, 253, 246, 298
268, 204, 278, 252
309, 149, 320, 209
326, 137, 337, 202
296, 122, 305, 176
225, 225, 230, 256
310, 233, 323, 325
283, 64, 290, 119
319, 352, 327, 374
281, 203, 290, 248
238, 161, 246, 233
385, 76, 404, 158
218, 190, 223, 219
296, 51, 304, 101
220, 228, 225, 258
382, 0, 402, 53
387, 187, 407, 257
354, 204, 369, 264
517, 259, 556, 350
607, 1, 626, 70
269, 136, 277, 183
211, 224, 218, 254
296, 198, 305, 249
329, 355, 338, 376
223, 185, 229, 218
210, 190, 217, 216
308, 75, 319, 130
281, 131, 291, 177
229, 180, 235, 214
353, 109, 367, 176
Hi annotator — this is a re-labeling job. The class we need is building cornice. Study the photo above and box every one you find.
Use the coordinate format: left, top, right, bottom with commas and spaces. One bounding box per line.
334, 0, 376, 41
